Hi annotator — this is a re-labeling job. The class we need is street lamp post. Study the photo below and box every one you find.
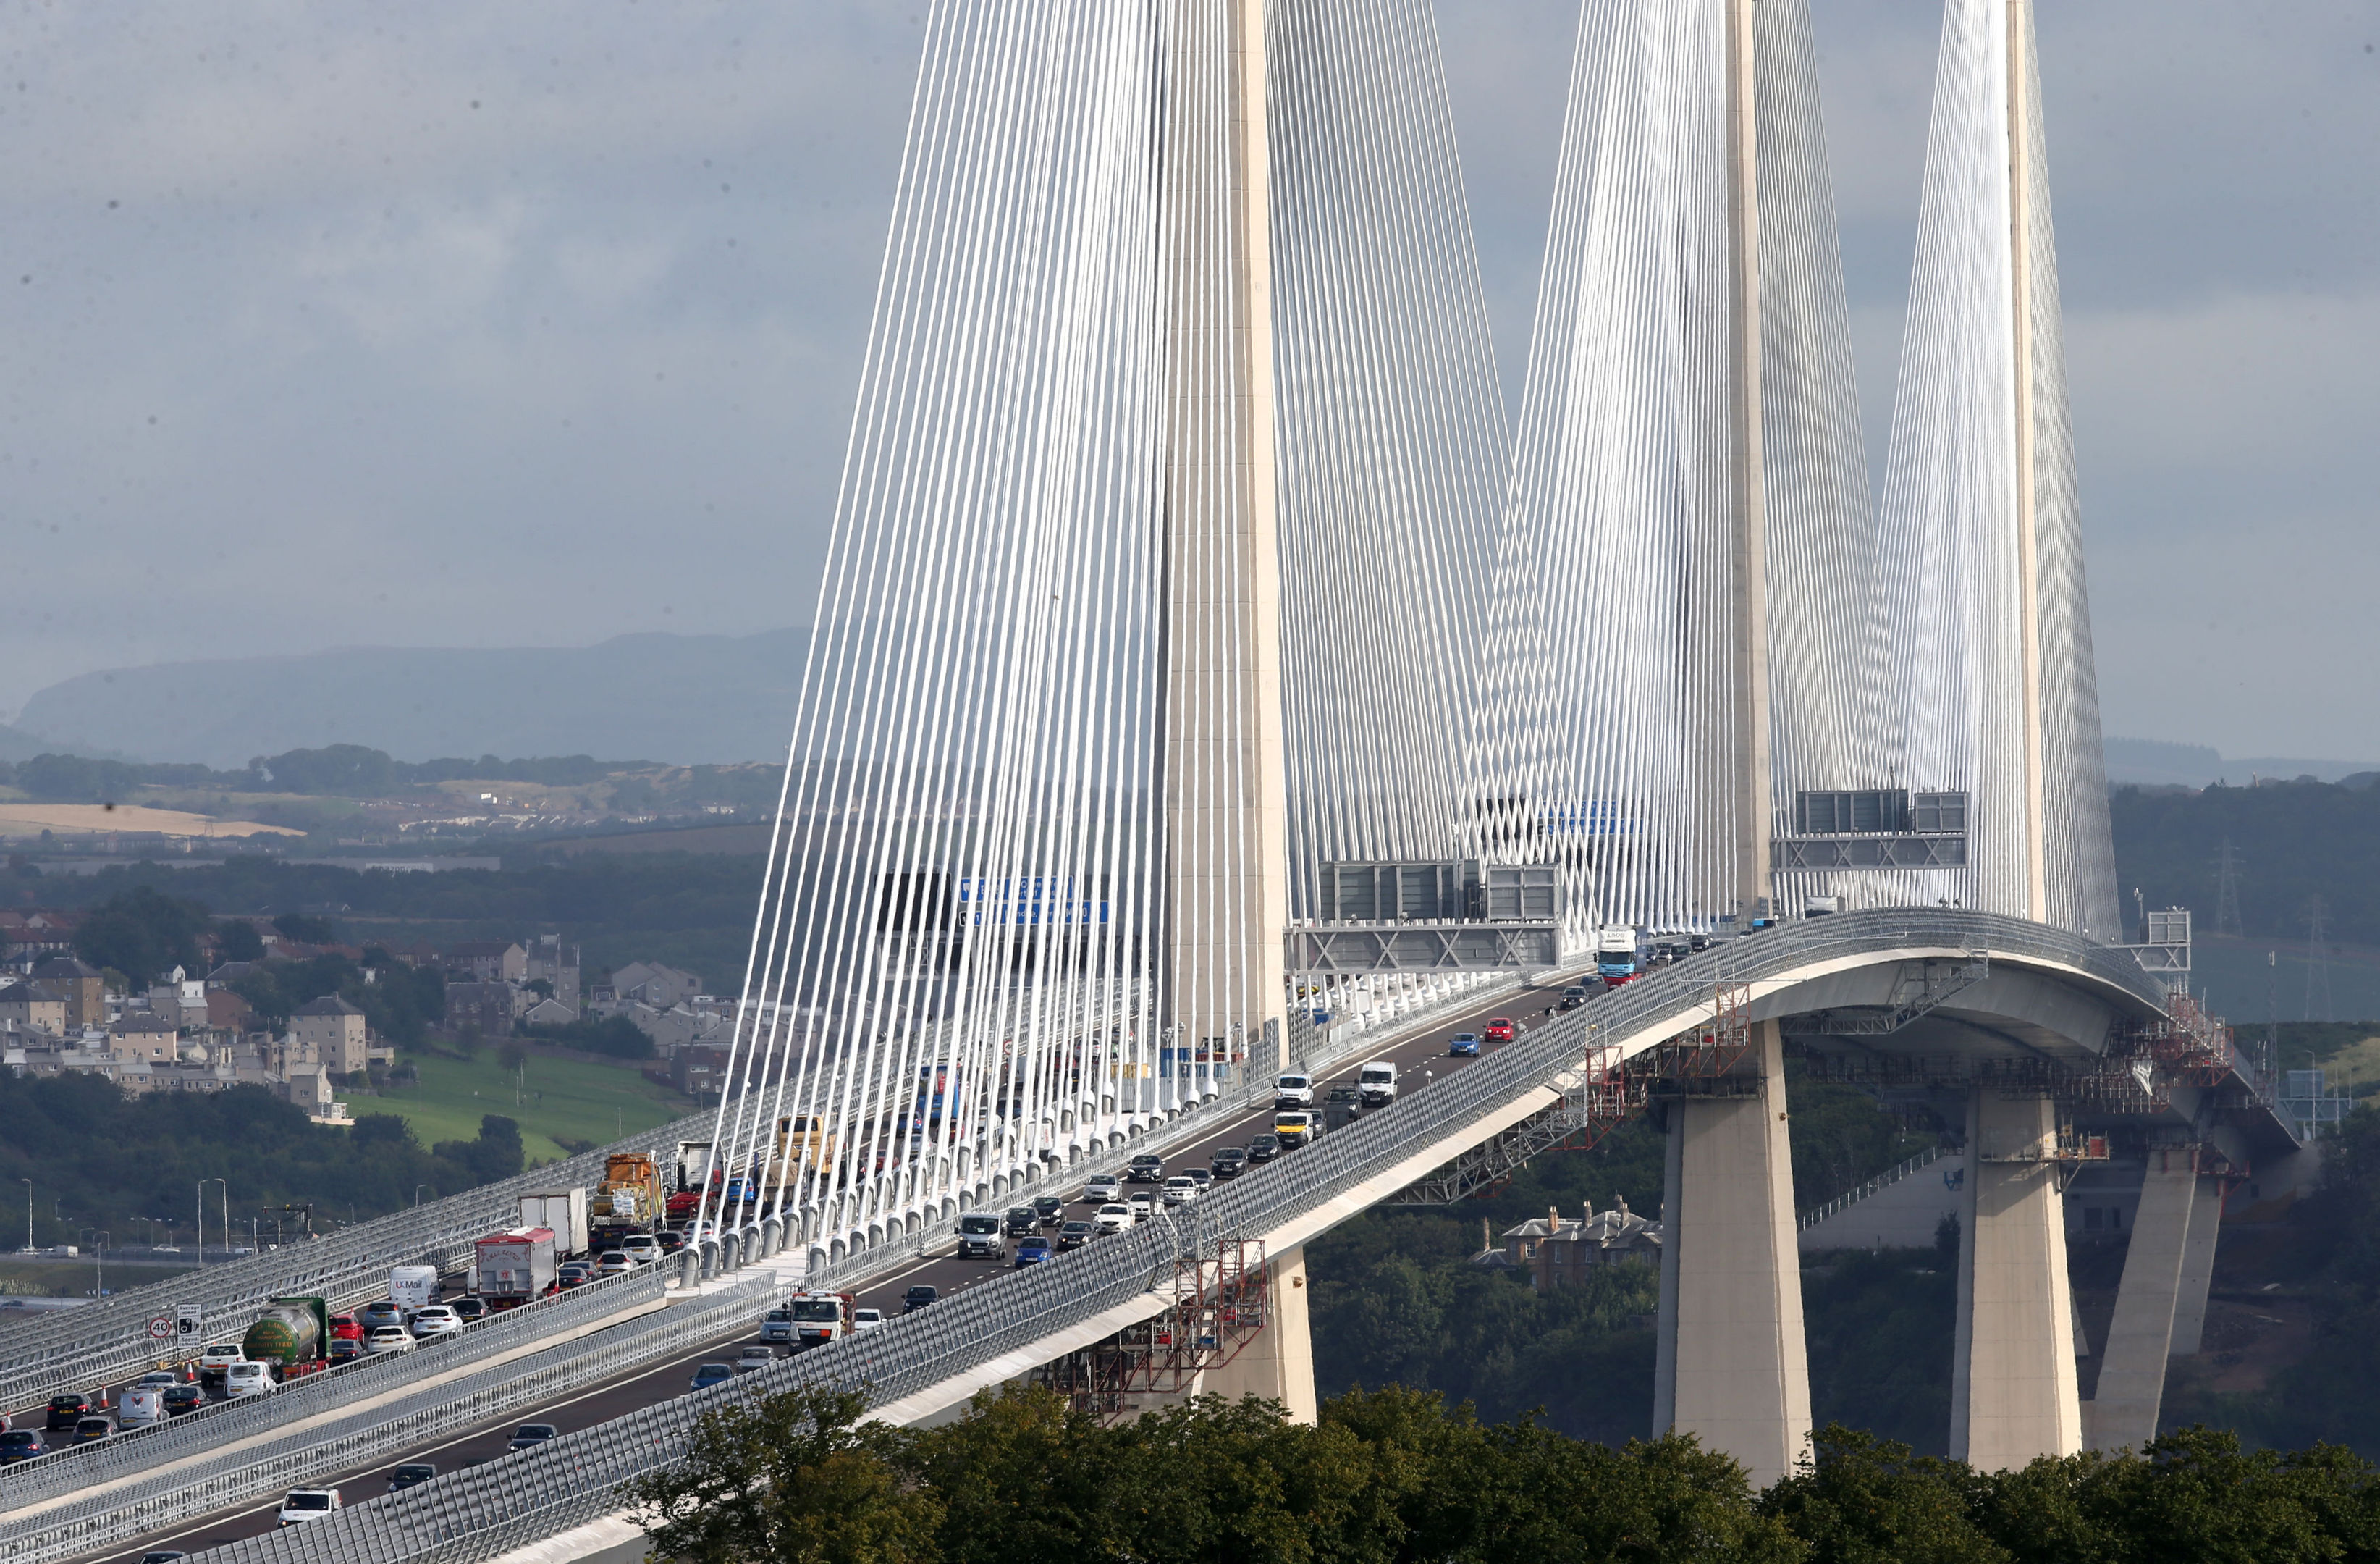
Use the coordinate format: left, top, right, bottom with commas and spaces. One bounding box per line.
18, 1180, 29, 1254
200, 1179, 226, 1264
414, 1185, 429, 1208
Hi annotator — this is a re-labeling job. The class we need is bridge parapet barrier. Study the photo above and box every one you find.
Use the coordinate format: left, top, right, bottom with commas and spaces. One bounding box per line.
0, 1264, 668, 1521
182, 909, 2183, 1564
0, 1271, 776, 1564
0, 1101, 743, 1416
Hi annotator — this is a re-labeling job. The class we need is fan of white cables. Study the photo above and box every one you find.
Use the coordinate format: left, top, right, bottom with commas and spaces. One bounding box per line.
1867, 0, 2119, 938
696, 0, 1508, 1263
1473, 0, 1879, 940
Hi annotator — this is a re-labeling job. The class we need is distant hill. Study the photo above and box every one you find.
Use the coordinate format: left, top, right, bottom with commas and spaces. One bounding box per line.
2104, 736, 2379, 789
11, 630, 810, 770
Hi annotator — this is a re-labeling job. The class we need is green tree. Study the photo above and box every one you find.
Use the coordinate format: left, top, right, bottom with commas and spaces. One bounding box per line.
1759, 1425, 2001, 1564
628, 1384, 940, 1564
216, 919, 266, 963
72, 885, 214, 985
271, 911, 339, 945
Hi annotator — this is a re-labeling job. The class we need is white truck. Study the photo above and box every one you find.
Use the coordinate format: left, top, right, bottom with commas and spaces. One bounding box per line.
1357, 1059, 1398, 1109
517, 1189, 591, 1258
388, 1265, 441, 1316
787, 1291, 856, 1350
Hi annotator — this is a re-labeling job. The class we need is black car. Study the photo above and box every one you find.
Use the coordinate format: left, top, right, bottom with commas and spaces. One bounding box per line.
903, 1285, 939, 1313
388, 1463, 437, 1492
139, 1552, 189, 1563
507, 1424, 558, 1452
1003, 1206, 1037, 1237
45, 1393, 97, 1431
1246, 1133, 1280, 1164
1126, 1154, 1166, 1184
1324, 1085, 1363, 1129
1557, 985, 1591, 1012
1055, 1219, 1094, 1252
655, 1229, 689, 1256
1033, 1195, 1065, 1228
1210, 1148, 1249, 1180
162, 1384, 205, 1416
450, 1297, 489, 1323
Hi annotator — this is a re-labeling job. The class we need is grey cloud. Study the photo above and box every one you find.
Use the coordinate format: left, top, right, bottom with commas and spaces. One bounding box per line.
1, 2, 2370, 764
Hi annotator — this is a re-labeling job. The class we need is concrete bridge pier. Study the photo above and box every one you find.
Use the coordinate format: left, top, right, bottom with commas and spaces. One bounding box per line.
1951, 1088, 2082, 1468
1195, 1243, 1317, 1421
2169, 1168, 2224, 1356
1653, 1021, 1812, 1488
2082, 1145, 2198, 1451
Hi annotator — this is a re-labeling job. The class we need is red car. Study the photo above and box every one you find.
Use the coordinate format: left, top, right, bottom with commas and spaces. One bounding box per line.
1483, 1017, 1516, 1044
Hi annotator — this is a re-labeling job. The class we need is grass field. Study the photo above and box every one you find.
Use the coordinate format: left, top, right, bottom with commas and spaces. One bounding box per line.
361, 1052, 695, 1166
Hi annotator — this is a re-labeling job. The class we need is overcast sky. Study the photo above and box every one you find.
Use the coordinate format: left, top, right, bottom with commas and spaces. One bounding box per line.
1, 3, 2372, 760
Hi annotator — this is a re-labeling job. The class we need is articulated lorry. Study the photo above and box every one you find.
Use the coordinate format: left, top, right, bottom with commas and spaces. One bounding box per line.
518, 1188, 591, 1257
476, 1227, 560, 1311
237, 1296, 334, 1384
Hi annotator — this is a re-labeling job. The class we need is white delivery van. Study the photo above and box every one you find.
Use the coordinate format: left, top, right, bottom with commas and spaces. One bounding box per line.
388, 1265, 441, 1316
1357, 1059, 1398, 1108
118, 1386, 167, 1426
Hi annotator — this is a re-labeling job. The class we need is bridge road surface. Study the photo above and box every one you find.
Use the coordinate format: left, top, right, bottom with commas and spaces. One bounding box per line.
91, 975, 1579, 1563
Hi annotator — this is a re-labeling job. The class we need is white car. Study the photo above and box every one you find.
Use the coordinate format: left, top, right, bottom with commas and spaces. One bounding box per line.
1094, 1203, 1131, 1235
364, 1324, 416, 1355
224, 1361, 277, 1398
1083, 1174, 1121, 1204
409, 1305, 464, 1340
853, 1307, 885, 1332
733, 1344, 775, 1373
619, 1235, 661, 1265
199, 1342, 246, 1377
1127, 1193, 1155, 1222
277, 1488, 343, 1526
1161, 1176, 1197, 1209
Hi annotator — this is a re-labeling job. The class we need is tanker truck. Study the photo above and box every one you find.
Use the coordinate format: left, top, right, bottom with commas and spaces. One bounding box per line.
239, 1296, 333, 1384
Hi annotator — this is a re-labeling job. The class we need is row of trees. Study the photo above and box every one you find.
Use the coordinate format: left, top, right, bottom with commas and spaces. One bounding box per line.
632, 1384, 2380, 1564
0, 1069, 523, 1248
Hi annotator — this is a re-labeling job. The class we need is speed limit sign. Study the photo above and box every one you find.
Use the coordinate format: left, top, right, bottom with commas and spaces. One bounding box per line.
146, 1316, 172, 1341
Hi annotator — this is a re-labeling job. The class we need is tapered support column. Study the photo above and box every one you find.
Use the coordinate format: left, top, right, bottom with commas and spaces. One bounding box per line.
2084, 1147, 2195, 1451
1161, 0, 1290, 1080
1951, 1090, 2081, 1467
2169, 1172, 2223, 1356
1199, 1243, 1316, 1423
1653, 1022, 1810, 1487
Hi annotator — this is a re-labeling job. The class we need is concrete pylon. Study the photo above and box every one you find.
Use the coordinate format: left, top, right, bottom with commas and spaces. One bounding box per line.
1197, 1243, 1317, 1422
1653, 1021, 1811, 1487
2084, 1146, 2195, 1451
1951, 1089, 2082, 1467
2169, 1171, 2224, 1356
1162, 0, 1291, 1085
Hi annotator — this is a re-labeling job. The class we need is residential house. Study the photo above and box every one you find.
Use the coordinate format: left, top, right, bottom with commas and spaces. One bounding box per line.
447, 941, 528, 984
526, 935, 581, 1013
109, 1013, 182, 1067
146, 970, 210, 1032
290, 994, 371, 1075
1500, 1198, 1661, 1290
29, 956, 104, 1029
445, 980, 526, 1038
206, 988, 253, 1034
611, 962, 701, 1012
0, 982, 66, 1034
672, 1042, 733, 1101
520, 996, 577, 1029
624, 1001, 727, 1057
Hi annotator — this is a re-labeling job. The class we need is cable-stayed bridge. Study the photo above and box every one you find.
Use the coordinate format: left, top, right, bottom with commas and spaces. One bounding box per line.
4, 4, 2306, 1560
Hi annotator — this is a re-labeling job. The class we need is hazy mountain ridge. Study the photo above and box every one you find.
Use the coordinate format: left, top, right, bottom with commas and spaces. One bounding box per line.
10, 630, 811, 770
